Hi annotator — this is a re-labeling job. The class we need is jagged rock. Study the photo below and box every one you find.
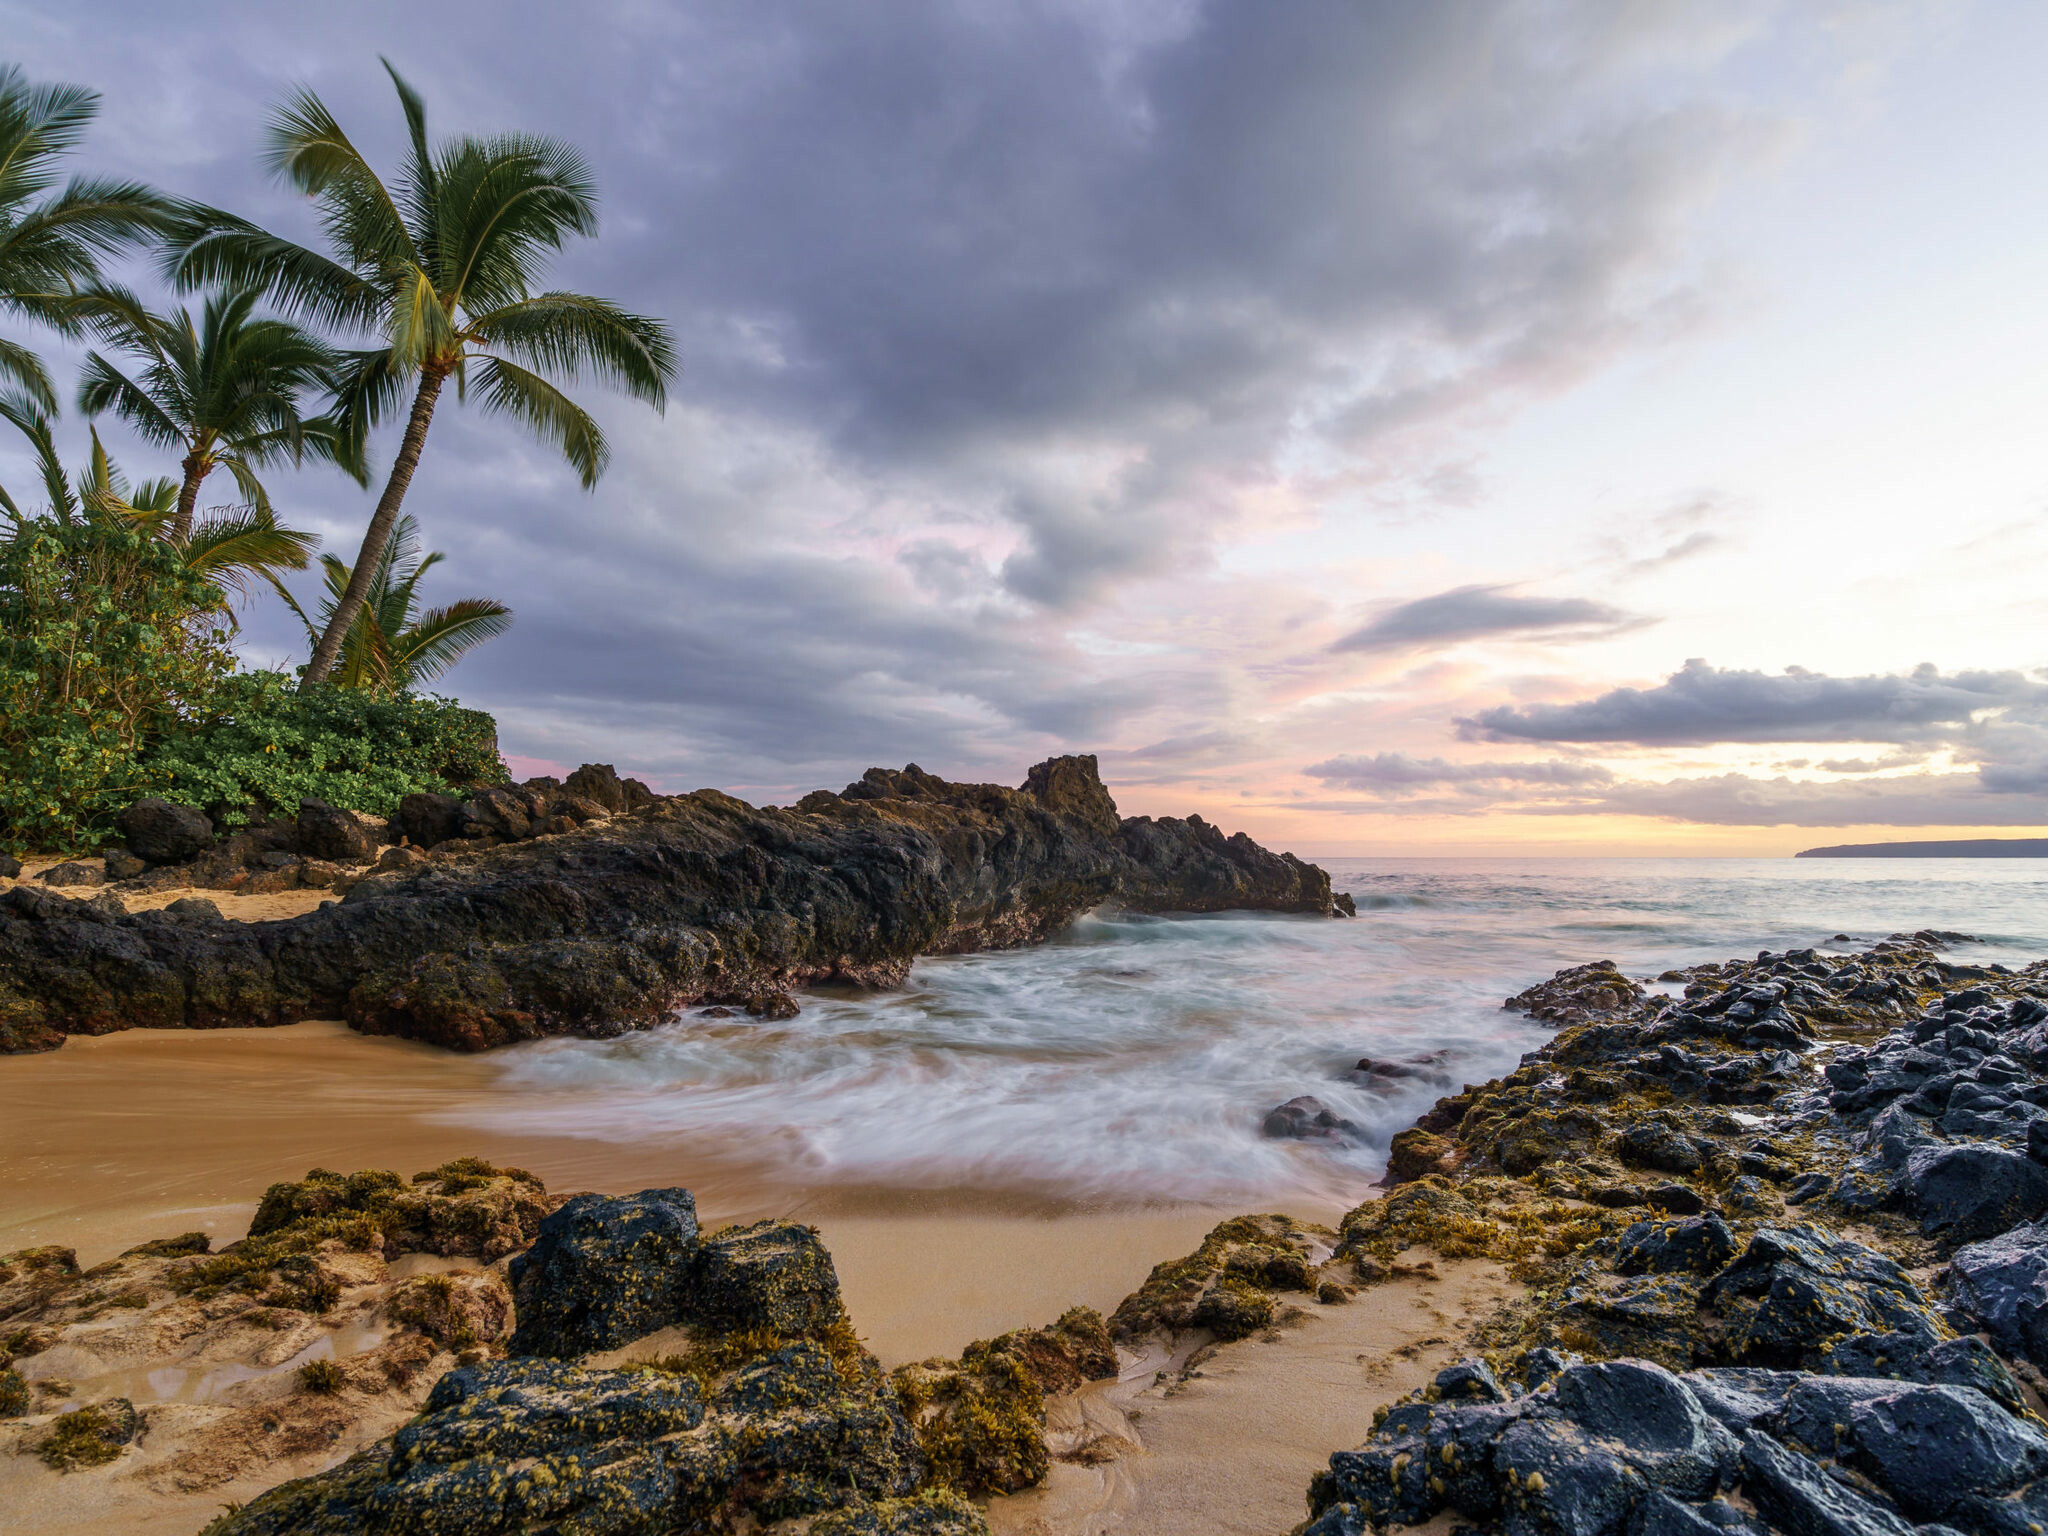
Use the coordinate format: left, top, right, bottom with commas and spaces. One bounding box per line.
117, 796, 214, 863
1385, 1126, 1456, 1181
1903, 1142, 2048, 1239
508, 1188, 700, 1356
38, 860, 104, 888
1, 755, 1347, 1053
297, 798, 379, 863
1505, 959, 1647, 1022
1618, 1116, 1710, 1174
1262, 1094, 1362, 1142
1739, 1428, 1916, 1536
101, 846, 146, 880
564, 762, 630, 814
1819, 1333, 2024, 1414
1022, 753, 1121, 838
1551, 1271, 1705, 1368
1949, 1219, 2048, 1374
1701, 1226, 1945, 1367
396, 791, 466, 849
1617, 1216, 1737, 1277
688, 1219, 843, 1338
1840, 1384, 2048, 1524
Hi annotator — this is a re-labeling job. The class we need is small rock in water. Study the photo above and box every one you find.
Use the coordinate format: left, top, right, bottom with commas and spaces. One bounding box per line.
1262, 1095, 1362, 1142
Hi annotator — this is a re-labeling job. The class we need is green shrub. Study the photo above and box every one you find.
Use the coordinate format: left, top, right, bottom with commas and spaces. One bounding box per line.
0, 517, 233, 851
138, 670, 506, 825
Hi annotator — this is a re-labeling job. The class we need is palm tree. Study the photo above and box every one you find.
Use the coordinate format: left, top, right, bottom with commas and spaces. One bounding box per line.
275, 513, 509, 693
0, 397, 317, 603
0, 65, 176, 409
74, 284, 361, 540
168, 61, 673, 684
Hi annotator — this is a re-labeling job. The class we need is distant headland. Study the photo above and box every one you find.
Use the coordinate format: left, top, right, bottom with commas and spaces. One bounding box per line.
1795, 837, 2048, 857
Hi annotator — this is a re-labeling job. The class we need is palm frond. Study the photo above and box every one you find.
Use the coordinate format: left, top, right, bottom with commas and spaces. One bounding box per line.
468, 290, 672, 407
0, 334, 53, 411
471, 354, 607, 487
395, 597, 513, 684
182, 507, 319, 597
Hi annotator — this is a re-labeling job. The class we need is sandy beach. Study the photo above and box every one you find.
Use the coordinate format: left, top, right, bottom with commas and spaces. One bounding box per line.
0, 1019, 1294, 1367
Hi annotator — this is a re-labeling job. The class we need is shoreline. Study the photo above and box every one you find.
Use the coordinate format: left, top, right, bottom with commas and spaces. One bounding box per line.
0, 1019, 1340, 1368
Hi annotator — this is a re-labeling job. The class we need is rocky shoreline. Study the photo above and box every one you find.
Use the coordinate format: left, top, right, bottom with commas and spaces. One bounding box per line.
0, 754, 1351, 1054
11, 899, 2048, 1531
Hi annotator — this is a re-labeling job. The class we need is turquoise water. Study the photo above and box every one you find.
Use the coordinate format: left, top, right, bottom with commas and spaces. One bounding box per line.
452, 858, 2048, 1209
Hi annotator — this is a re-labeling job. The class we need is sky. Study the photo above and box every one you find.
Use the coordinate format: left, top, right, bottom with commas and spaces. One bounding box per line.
7, 0, 2048, 855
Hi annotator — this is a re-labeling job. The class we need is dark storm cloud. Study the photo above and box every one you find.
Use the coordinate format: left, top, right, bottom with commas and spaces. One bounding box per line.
1332, 585, 1644, 654
1463, 659, 2048, 747
9, 1, 1782, 782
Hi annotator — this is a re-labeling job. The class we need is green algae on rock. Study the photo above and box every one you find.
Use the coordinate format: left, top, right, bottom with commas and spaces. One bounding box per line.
890, 1306, 1116, 1495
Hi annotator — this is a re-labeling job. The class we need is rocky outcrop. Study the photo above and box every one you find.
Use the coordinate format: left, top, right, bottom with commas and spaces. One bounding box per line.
186, 1174, 1009, 1536
0, 754, 1348, 1054
1289, 933, 2048, 1536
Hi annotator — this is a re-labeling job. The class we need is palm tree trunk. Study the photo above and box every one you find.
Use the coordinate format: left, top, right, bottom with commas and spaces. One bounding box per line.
304, 366, 447, 686
172, 451, 205, 542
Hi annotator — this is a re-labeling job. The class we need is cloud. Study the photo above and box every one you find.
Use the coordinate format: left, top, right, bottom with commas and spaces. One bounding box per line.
1331, 585, 1646, 654
3, 3, 1834, 793
1305, 752, 1614, 794
1464, 659, 2048, 747
1541, 772, 2048, 829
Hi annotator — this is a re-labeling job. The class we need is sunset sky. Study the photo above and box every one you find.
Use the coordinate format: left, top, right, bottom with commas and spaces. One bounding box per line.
9, 1, 2048, 854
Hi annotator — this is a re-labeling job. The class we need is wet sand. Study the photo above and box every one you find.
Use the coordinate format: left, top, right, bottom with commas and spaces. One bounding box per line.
0, 1021, 1273, 1365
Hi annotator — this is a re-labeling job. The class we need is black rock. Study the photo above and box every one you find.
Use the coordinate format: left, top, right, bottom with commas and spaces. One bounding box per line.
1261, 1095, 1362, 1142
1739, 1428, 1915, 1536
687, 1219, 844, 1338
1843, 1383, 2048, 1523
0, 853, 19, 879
1903, 1142, 2048, 1239
507, 1187, 701, 1357
1433, 1360, 1507, 1403
396, 791, 466, 850
1616, 1216, 1737, 1277
1949, 1219, 2048, 1374
296, 798, 378, 864
101, 846, 146, 881
1683, 1368, 1802, 1435
116, 796, 214, 864
1819, 1332, 2025, 1415
38, 860, 104, 888
1702, 1226, 1944, 1367
1619, 1118, 1710, 1175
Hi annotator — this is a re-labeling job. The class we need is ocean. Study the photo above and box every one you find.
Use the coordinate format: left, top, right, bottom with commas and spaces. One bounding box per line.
446, 857, 2048, 1214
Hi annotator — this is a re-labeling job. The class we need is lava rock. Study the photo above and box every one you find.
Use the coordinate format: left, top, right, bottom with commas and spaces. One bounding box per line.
100, 846, 146, 881
1262, 1095, 1363, 1143
1701, 1226, 1944, 1367
296, 798, 379, 863
1819, 1333, 2025, 1415
117, 796, 214, 864
507, 1187, 701, 1356
1949, 1219, 2048, 1374
1619, 1118, 1710, 1175
38, 861, 104, 888
564, 762, 630, 814
1616, 1216, 1739, 1277
686, 1219, 844, 1338
396, 791, 466, 850
0, 854, 19, 879
1739, 1428, 1916, 1536
1843, 1384, 2048, 1523
1903, 1142, 2048, 1240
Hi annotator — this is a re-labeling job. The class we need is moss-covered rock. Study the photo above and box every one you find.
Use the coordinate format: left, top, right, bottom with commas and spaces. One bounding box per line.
385, 1270, 511, 1350
891, 1307, 1116, 1495
0, 1365, 27, 1416
811, 1489, 992, 1535
1110, 1213, 1324, 1339
36, 1397, 139, 1471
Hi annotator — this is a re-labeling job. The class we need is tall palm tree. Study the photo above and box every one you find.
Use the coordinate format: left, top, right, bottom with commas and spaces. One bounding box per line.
275, 513, 509, 693
0, 397, 316, 603
0, 65, 176, 409
74, 284, 361, 540
168, 61, 673, 684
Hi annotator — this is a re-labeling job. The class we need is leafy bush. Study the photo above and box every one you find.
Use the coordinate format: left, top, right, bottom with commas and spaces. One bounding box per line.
139, 670, 506, 825
0, 515, 233, 851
